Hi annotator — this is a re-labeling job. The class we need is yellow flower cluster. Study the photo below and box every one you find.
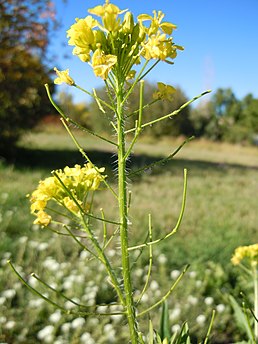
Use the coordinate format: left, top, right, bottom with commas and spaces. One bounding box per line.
30, 164, 106, 226
231, 243, 258, 266
65, 0, 182, 80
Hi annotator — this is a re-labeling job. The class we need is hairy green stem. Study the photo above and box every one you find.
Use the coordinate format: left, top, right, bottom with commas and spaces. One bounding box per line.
117, 87, 139, 343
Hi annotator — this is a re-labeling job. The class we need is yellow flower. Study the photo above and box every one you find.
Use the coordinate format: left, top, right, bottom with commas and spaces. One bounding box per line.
30, 199, 47, 213
63, 197, 81, 214
231, 244, 258, 266
54, 68, 75, 86
33, 210, 52, 227
141, 33, 179, 61
88, 1, 125, 18
30, 163, 106, 226
67, 17, 96, 47
138, 10, 176, 36
88, 1, 126, 32
91, 48, 117, 79
153, 82, 176, 101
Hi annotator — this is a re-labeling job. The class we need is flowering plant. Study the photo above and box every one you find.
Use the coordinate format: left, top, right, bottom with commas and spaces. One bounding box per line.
9, 1, 210, 342
231, 244, 258, 341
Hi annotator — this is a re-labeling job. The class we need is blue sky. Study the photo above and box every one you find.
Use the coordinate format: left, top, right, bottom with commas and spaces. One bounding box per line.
51, 0, 258, 104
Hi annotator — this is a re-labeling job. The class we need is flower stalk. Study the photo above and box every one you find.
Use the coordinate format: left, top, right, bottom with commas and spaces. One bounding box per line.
116, 86, 139, 342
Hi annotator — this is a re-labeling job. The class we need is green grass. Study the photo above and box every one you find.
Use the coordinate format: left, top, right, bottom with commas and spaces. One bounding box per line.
2, 124, 258, 267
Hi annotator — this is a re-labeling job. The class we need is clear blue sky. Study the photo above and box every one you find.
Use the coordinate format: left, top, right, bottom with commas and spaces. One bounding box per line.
51, 0, 258, 104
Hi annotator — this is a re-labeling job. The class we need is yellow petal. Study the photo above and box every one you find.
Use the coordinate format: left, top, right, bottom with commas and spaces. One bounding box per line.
160, 22, 177, 35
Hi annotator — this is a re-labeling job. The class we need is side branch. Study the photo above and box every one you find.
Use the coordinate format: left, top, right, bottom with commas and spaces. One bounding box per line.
45, 84, 117, 147
128, 136, 194, 177
125, 90, 211, 134
137, 264, 189, 317
128, 168, 188, 251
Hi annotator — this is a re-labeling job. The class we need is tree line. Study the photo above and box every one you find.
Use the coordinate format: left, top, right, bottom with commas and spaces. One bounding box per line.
58, 85, 258, 145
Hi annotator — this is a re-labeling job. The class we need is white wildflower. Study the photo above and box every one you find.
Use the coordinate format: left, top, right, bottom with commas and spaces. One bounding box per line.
2, 289, 16, 299
37, 325, 55, 340
204, 296, 214, 305
169, 307, 181, 320
188, 271, 197, 278
29, 240, 39, 248
31, 224, 40, 231
28, 275, 38, 288
196, 314, 206, 325
43, 257, 60, 272
28, 298, 44, 308
80, 250, 90, 259
0, 297, 6, 305
71, 317, 85, 329
150, 280, 159, 291
157, 253, 167, 264
49, 310, 62, 323
103, 323, 113, 333
97, 305, 108, 313
18, 236, 28, 244
64, 299, 79, 310
216, 304, 225, 313
80, 332, 95, 344
37, 242, 49, 251
0, 316, 7, 323
171, 324, 181, 333
5, 320, 16, 329
107, 249, 116, 257
141, 293, 149, 303
134, 268, 143, 277
196, 280, 202, 287
187, 295, 198, 305
170, 270, 181, 279
61, 322, 71, 333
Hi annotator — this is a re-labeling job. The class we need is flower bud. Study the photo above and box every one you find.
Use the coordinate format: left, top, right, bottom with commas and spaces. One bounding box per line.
122, 12, 134, 34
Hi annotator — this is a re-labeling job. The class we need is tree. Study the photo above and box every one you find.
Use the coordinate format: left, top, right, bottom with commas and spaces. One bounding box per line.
57, 91, 90, 128
0, 0, 58, 156
200, 88, 242, 141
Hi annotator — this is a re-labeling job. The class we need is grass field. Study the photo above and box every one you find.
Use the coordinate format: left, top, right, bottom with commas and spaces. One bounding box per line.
1, 125, 258, 342
3, 125, 258, 266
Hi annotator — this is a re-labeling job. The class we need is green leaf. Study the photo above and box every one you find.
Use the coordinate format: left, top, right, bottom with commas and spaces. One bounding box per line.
229, 295, 255, 342
149, 319, 154, 344
160, 301, 171, 341
174, 322, 191, 344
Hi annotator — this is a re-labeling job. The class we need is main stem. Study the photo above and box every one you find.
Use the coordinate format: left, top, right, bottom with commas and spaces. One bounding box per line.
117, 87, 139, 343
